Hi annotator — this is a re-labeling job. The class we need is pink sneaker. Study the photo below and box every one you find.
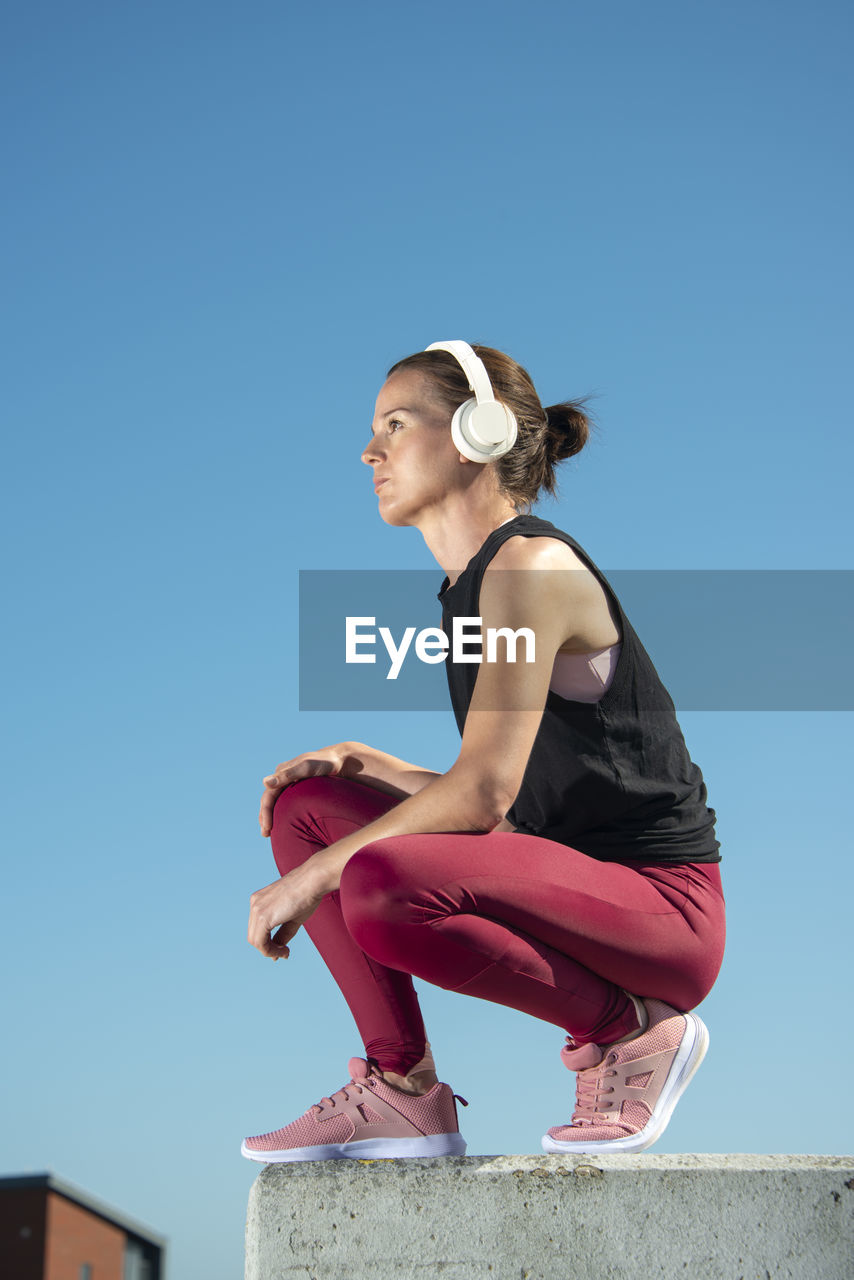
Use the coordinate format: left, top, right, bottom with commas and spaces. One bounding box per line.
542, 997, 709, 1155
241, 1057, 468, 1162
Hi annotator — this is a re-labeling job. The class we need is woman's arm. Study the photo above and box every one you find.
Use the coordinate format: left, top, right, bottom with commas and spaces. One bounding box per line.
338, 742, 442, 800
248, 542, 582, 958
258, 742, 441, 837
308, 538, 591, 890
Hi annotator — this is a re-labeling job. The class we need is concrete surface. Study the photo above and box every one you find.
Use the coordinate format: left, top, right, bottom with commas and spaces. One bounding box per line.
244, 1153, 854, 1279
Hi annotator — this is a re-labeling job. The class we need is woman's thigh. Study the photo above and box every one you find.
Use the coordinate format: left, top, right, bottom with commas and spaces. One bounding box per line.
344, 830, 726, 1009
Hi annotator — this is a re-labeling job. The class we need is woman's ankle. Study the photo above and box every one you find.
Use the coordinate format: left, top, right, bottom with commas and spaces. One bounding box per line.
609, 992, 650, 1045
378, 1040, 438, 1095
380, 1067, 438, 1095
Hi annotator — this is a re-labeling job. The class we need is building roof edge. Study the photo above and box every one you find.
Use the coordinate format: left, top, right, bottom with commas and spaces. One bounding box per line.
0, 1173, 167, 1248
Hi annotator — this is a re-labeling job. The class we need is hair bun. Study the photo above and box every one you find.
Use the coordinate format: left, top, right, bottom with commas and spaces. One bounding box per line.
544, 400, 590, 463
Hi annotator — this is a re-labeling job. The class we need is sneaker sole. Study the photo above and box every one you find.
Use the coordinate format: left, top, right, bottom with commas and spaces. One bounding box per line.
241, 1131, 467, 1163
540, 1011, 709, 1156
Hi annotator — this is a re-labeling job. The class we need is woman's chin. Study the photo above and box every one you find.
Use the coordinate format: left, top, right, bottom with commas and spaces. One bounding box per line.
375, 494, 416, 528
378, 509, 414, 528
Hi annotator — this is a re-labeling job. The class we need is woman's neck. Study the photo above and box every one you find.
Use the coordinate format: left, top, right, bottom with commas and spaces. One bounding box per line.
419, 506, 520, 583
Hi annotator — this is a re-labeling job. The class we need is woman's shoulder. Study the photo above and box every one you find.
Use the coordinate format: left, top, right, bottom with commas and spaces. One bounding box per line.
486, 527, 621, 651
487, 529, 590, 574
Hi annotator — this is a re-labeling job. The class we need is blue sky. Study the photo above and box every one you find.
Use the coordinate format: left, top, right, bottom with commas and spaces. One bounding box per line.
2, 2, 852, 1277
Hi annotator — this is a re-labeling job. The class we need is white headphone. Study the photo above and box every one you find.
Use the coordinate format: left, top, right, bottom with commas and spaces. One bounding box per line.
425, 340, 518, 463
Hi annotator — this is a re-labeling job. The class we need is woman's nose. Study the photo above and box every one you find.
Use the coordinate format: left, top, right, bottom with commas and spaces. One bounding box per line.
361, 437, 384, 465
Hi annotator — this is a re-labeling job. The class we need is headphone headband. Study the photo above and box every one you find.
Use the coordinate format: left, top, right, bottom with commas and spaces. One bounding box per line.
425, 341, 496, 406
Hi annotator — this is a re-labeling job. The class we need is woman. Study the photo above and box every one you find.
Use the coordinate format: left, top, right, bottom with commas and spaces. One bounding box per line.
242, 341, 725, 1163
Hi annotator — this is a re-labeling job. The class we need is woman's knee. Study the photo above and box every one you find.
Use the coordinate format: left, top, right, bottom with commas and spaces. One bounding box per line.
271, 777, 401, 876
272, 775, 340, 821
271, 775, 360, 841
272, 775, 400, 836
269, 777, 345, 872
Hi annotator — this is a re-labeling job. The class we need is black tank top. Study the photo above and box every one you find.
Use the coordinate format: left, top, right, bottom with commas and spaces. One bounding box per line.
436, 515, 721, 865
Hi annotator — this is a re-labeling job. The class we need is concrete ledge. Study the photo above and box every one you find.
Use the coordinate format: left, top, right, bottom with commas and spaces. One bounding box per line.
245, 1153, 854, 1279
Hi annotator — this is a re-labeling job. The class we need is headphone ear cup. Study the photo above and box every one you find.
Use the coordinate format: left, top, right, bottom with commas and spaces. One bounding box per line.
452, 399, 518, 462
450, 400, 481, 462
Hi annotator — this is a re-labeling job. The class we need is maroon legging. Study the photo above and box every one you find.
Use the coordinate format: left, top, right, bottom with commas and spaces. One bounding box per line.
271, 776, 726, 1077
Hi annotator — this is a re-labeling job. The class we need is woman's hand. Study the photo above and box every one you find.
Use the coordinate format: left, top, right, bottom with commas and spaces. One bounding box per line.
259, 744, 354, 837
247, 857, 332, 959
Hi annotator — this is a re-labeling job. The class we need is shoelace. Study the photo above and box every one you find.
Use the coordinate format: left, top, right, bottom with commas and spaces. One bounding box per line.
312, 1077, 377, 1114
572, 1054, 619, 1126
311, 1075, 469, 1116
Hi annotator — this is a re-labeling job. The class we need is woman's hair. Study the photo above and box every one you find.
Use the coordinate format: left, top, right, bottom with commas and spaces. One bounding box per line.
387, 344, 591, 512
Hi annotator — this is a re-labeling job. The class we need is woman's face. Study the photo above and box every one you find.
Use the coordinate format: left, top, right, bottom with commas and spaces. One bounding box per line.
362, 368, 464, 526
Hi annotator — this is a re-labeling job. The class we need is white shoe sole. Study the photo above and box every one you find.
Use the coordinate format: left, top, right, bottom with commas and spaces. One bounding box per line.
540, 1011, 709, 1156
241, 1131, 467, 1163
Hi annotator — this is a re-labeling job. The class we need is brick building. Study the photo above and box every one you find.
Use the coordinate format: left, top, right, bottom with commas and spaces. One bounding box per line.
0, 1173, 165, 1280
